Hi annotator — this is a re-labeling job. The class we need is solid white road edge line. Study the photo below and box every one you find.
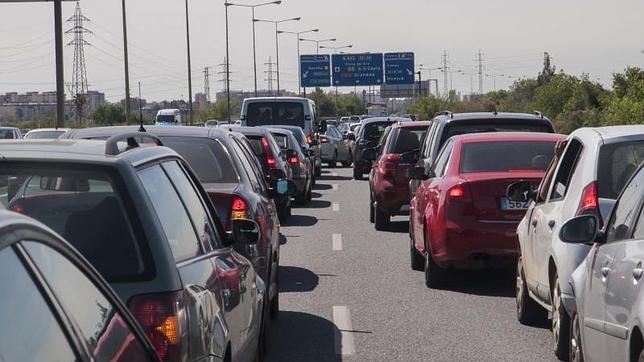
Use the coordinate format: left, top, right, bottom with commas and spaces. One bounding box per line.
332, 234, 342, 251
333, 306, 356, 355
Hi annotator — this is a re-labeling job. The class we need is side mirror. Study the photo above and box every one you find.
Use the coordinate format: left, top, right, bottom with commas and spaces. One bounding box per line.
347, 133, 356, 141
319, 120, 328, 133
506, 181, 535, 202
560, 215, 601, 244
362, 148, 377, 161
231, 219, 261, 245
408, 166, 430, 180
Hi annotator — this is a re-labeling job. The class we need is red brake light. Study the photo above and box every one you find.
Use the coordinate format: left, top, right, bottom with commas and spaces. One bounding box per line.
262, 137, 278, 169
577, 181, 602, 225
9, 203, 23, 213
288, 155, 299, 165
448, 184, 472, 200
378, 154, 400, 177
232, 195, 248, 220
306, 134, 315, 144
128, 292, 185, 361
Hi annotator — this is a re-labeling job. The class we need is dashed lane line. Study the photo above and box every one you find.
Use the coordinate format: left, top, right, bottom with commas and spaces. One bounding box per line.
332, 233, 342, 251
333, 306, 356, 355
332, 202, 340, 212
332, 184, 339, 191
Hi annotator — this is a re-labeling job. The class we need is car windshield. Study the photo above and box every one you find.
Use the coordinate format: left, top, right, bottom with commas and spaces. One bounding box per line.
0, 165, 144, 281
156, 115, 176, 123
160, 137, 239, 184
598, 141, 644, 199
246, 102, 305, 128
25, 131, 64, 139
0, 130, 15, 139
460, 141, 556, 173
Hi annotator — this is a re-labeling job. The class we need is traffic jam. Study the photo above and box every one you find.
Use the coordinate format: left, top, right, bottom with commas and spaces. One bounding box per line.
1, 95, 644, 361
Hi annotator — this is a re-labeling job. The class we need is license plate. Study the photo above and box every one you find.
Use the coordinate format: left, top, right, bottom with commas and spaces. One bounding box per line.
501, 197, 530, 210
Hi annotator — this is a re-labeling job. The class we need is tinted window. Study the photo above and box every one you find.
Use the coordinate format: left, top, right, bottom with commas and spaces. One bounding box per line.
246, 102, 305, 128
0, 129, 16, 139
550, 139, 583, 200
433, 141, 453, 177
386, 128, 427, 154
0, 166, 143, 280
272, 133, 289, 149
246, 136, 266, 158
361, 122, 394, 141
0, 247, 77, 361
161, 137, 239, 184
440, 122, 553, 149
607, 169, 644, 242
162, 161, 222, 250
460, 141, 556, 173
25, 242, 149, 361
25, 130, 65, 139
232, 139, 263, 191
598, 141, 644, 199
139, 165, 202, 262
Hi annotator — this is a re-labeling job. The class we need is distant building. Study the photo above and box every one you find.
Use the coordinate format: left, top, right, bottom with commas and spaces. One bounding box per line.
195, 92, 208, 110
0, 91, 105, 123
214, 89, 298, 103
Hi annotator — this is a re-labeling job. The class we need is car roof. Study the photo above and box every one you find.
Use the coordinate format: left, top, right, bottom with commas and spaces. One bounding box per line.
0, 127, 19, 130
66, 125, 230, 140
26, 128, 70, 133
222, 125, 270, 137
267, 128, 295, 137
449, 132, 566, 144
361, 117, 413, 125
394, 121, 432, 129
243, 96, 309, 102
589, 125, 644, 140
0, 138, 178, 166
435, 112, 551, 122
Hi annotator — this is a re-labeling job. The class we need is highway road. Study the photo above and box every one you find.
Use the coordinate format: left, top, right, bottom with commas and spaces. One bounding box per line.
267, 167, 555, 361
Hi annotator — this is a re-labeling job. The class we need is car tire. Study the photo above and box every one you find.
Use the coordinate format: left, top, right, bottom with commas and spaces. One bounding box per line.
410, 239, 424, 271
315, 166, 321, 177
295, 183, 308, 206
306, 184, 313, 202
258, 303, 271, 358
369, 197, 375, 223
374, 204, 390, 231
270, 289, 279, 319
516, 255, 547, 326
328, 150, 338, 168
278, 204, 290, 223
342, 152, 353, 167
570, 312, 584, 362
353, 167, 363, 180
424, 244, 447, 288
552, 274, 571, 361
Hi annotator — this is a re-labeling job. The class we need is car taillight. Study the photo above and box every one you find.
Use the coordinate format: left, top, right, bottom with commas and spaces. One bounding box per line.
232, 195, 248, 220
288, 154, 299, 165
262, 137, 278, 169
128, 292, 185, 361
448, 184, 472, 201
306, 134, 314, 144
577, 181, 602, 225
320, 136, 329, 144
378, 154, 400, 177
9, 202, 23, 213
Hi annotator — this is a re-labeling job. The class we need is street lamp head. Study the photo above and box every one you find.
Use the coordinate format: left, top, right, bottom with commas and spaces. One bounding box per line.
347, 45, 353, 48
292, 17, 302, 21
312, 29, 320, 32
273, 1, 282, 4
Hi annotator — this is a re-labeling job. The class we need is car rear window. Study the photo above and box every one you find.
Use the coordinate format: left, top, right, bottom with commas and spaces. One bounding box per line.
246, 136, 267, 158
0, 129, 15, 139
460, 141, 556, 173
361, 121, 395, 141
598, 141, 644, 199
271, 133, 289, 149
160, 137, 239, 184
386, 128, 428, 154
25, 130, 65, 139
441, 122, 554, 148
0, 165, 145, 281
246, 101, 305, 128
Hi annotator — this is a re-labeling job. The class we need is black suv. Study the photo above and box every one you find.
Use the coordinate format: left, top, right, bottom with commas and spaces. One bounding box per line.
0, 135, 279, 362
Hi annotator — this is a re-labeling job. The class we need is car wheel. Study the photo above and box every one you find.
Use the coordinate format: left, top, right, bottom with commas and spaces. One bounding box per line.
410, 238, 424, 271
516, 255, 547, 326
306, 183, 313, 202
295, 183, 308, 206
270, 289, 279, 319
315, 166, 321, 177
374, 204, 390, 231
353, 167, 363, 180
258, 302, 271, 358
424, 243, 447, 288
328, 150, 338, 168
369, 197, 375, 223
278, 204, 290, 223
570, 312, 583, 362
342, 152, 353, 167
552, 274, 571, 360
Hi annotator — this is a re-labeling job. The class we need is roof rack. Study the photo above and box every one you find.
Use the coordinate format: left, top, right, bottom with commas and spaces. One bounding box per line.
435, 110, 453, 119
533, 110, 544, 118
105, 132, 164, 156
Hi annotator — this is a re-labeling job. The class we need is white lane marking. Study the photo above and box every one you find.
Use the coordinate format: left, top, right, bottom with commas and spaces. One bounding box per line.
332, 202, 340, 212
332, 184, 339, 191
332, 234, 342, 251
333, 306, 356, 355
330, 172, 338, 177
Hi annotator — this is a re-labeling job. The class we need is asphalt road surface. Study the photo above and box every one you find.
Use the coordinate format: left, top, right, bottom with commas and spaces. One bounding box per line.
267, 167, 555, 362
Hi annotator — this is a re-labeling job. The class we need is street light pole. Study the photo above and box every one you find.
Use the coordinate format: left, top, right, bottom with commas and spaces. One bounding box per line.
278, 29, 319, 96
255, 17, 301, 97
121, 0, 131, 125
224, 3, 231, 123
184, 0, 193, 125
54, 0, 65, 128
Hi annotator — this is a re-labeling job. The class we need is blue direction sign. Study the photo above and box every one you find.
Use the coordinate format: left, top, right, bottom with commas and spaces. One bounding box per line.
384, 52, 415, 85
300, 55, 331, 88
332, 53, 383, 86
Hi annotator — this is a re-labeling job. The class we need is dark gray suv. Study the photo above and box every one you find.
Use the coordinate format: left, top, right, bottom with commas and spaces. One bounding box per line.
0, 134, 270, 362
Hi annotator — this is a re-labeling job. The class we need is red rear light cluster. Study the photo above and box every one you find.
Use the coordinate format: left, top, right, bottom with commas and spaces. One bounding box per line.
320, 136, 329, 144
128, 292, 185, 361
262, 137, 278, 169
306, 134, 314, 144
232, 195, 249, 220
378, 154, 400, 178
577, 181, 602, 225
288, 154, 300, 165
448, 184, 472, 201
9, 202, 23, 213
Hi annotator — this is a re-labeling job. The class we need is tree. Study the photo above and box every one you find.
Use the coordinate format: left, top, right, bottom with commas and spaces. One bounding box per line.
197, 99, 241, 123
537, 52, 556, 86
91, 104, 125, 126
336, 93, 364, 116
307, 88, 336, 117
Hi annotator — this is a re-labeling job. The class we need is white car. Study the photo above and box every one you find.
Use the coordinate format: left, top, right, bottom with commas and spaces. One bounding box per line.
561, 164, 644, 361
511, 125, 644, 360
23, 128, 70, 139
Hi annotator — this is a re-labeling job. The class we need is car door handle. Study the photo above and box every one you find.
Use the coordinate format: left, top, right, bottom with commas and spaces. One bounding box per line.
531, 220, 538, 227
634, 263, 644, 280
548, 220, 556, 229
601, 267, 611, 278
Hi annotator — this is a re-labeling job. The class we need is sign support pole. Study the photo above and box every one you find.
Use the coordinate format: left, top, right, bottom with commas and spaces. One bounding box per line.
54, 0, 65, 128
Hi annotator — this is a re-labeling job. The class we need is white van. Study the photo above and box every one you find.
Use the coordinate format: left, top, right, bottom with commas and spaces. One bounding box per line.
240, 97, 319, 140
155, 109, 183, 126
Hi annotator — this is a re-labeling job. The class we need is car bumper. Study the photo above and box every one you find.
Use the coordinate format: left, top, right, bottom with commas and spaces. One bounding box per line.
433, 220, 519, 267
375, 187, 410, 215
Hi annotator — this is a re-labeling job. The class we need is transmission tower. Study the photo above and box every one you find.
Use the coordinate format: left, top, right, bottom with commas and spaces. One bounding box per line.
265, 57, 277, 96
477, 49, 484, 94
442, 50, 449, 97
203, 67, 211, 103
66, 1, 91, 123
218, 57, 232, 92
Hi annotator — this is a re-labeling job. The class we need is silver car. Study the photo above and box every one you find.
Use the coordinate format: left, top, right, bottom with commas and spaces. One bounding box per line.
560, 164, 644, 361
510, 125, 644, 360
320, 125, 352, 168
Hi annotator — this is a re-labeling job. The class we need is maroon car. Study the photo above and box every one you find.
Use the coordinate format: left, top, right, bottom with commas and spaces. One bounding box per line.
365, 121, 432, 230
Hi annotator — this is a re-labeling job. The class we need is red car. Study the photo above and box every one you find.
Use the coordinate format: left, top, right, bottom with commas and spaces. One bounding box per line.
408, 132, 565, 288
366, 121, 432, 230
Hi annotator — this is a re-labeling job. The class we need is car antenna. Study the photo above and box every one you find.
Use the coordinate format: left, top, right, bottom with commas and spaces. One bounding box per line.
137, 82, 146, 132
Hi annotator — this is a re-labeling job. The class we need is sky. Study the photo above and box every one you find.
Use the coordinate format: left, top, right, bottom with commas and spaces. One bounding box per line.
1, 0, 643, 102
